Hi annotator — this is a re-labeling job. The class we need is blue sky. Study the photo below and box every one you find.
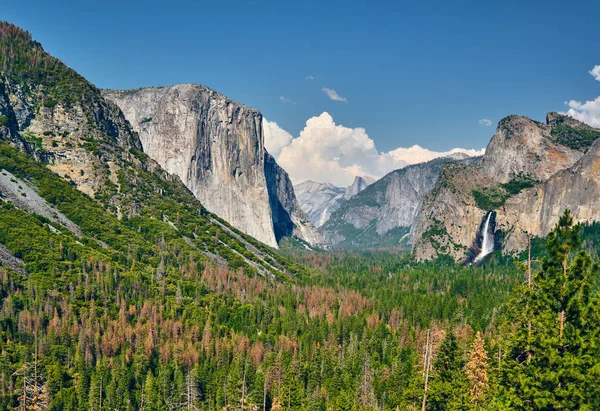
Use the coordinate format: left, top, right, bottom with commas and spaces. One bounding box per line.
3, 0, 600, 182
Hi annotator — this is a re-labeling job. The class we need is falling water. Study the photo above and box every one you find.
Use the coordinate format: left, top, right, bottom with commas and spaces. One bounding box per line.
474, 212, 494, 263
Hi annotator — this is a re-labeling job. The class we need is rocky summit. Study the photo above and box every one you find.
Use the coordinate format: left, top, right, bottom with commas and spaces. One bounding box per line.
103, 85, 322, 249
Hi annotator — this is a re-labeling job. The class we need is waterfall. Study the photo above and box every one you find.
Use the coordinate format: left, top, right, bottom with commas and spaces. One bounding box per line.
474, 212, 494, 263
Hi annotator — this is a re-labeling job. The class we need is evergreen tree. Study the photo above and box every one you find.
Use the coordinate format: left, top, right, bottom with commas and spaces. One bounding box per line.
428, 330, 468, 410
499, 210, 600, 409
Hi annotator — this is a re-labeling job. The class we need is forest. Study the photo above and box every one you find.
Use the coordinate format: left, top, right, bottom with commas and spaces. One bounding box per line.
1, 158, 599, 411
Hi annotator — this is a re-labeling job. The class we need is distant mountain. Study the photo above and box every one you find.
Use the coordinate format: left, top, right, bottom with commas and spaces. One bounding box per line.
412, 113, 600, 262
320, 155, 478, 249
295, 176, 374, 228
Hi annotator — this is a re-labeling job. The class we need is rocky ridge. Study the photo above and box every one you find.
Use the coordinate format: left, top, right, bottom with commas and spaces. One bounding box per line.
320, 155, 478, 248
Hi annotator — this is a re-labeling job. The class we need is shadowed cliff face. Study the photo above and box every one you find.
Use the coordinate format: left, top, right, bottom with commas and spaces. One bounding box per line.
103, 85, 323, 248
412, 113, 600, 261
319, 155, 477, 249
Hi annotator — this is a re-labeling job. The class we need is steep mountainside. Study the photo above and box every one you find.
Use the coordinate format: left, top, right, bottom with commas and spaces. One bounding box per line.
103, 86, 322, 248
0, 21, 308, 280
321, 155, 477, 249
498, 137, 600, 252
413, 113, 600, 261
295, 176, 373, 228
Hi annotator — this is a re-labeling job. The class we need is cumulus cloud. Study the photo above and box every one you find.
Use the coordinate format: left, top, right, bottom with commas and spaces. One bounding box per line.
279, 96, 293, 104
305, 75, 315, 80
263, 112, 485, 186
561, 66, 600, 128
322, 87, 348, 102
591, 65, 600, 81
262, 119, 293, 158
479, 118, 493, 127
564, 97, 600, 128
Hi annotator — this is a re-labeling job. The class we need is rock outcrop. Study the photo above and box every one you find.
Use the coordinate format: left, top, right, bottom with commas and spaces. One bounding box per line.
321, 155, 477, 249
412, 113, 600, 261
497, 137, 600, 252
103, 85, 322, 248
480, 115, 583, 183
411, 164, 495, 261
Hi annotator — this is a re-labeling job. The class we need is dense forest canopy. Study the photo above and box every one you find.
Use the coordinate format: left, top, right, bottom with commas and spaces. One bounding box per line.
2, 176, 600, 410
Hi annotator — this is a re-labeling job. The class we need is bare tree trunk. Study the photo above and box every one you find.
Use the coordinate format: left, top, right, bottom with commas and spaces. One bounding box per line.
559, 258, 567, 343
21, 365, 27, 411
241, 360, 247, 411
421, 329, 431, 411
527, 236, 532, 364
263, 371, 268, 411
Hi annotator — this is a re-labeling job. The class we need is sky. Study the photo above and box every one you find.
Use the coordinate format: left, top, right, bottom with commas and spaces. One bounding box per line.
3, 0, 600, 185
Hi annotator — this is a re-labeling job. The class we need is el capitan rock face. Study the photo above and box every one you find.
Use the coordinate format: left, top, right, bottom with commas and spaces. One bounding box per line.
412, 113, 600, 261
103, 85, 322, 248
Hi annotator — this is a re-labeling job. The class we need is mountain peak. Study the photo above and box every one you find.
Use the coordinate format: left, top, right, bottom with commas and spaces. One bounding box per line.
344, 176, 373, 200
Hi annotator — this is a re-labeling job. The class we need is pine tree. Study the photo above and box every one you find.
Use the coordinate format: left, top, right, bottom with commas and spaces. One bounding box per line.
465, 332, 489, 408
499, 210, 600, 409
428, 330, 468, 410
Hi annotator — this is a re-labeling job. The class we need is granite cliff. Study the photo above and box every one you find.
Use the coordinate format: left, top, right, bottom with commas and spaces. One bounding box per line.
102, 86, 322, 248
320, 155, 477, 249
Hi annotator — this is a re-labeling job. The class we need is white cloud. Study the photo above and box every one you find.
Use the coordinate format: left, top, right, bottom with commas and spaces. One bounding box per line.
322, 87, 347, 102
262, 119, 293, 158
279, 96, 293, 104
564, 97, 600, 128
590, 65, 600, 81
562, 66, 600, 127
305, 75, 315, 80
264, 112, 485, 186
387, 145, 485, 165
479, 118, 493, 127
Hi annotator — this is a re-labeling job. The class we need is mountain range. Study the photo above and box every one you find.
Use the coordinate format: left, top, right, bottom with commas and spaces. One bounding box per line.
2, 19, 600, 269
294, 115, 600, 259
295, 153, 479, 249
